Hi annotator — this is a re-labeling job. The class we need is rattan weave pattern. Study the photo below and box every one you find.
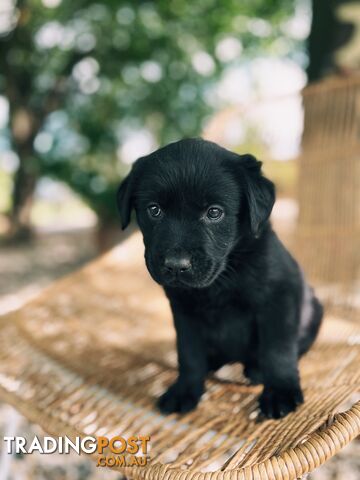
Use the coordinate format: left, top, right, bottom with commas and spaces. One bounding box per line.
0, 232, 359, 480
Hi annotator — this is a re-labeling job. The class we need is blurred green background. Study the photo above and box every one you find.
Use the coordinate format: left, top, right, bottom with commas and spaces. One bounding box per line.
1, 0, 357, 249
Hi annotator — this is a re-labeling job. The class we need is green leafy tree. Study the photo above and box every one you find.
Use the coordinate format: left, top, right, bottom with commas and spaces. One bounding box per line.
0, 0, 298, 243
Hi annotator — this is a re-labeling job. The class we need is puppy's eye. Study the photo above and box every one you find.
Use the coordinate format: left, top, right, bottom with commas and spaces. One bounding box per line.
207, 206, 224, 220
148, 204, 162, 218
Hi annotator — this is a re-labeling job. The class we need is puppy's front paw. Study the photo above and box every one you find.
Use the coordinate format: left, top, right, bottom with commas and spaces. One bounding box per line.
259, 385, 304, 419
157, 382, 202, 414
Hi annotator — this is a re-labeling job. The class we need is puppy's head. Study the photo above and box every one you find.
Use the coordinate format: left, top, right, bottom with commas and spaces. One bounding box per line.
117, 138, 274, 288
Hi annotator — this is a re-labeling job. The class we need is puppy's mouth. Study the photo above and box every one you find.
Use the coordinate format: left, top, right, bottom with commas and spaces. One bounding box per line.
148, 260, 226, 289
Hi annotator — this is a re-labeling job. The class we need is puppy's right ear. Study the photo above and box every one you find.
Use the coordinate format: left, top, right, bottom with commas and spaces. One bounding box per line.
116, 159, 144, 230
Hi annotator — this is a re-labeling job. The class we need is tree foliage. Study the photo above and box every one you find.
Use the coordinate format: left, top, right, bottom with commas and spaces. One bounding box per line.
0, 0, 298, 233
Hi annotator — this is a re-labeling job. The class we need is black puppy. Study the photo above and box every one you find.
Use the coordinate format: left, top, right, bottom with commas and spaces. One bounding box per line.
117, 138, 323, 419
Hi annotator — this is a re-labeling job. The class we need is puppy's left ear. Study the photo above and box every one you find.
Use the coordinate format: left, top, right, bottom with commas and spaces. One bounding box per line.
116, 175, 132, 230
116, 158, 144, 230
239, 154, 275, 237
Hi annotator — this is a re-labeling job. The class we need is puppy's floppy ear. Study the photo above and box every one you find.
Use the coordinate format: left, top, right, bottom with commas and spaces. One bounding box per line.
240, 154, 275, 236
116, 175, 132, 230
116, 158, 144, 230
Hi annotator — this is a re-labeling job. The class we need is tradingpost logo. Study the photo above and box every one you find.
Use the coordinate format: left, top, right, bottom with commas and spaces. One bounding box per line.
3, 435, 151, 468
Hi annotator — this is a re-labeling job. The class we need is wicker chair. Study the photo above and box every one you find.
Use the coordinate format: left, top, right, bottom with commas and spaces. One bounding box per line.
0, 76, 359, 479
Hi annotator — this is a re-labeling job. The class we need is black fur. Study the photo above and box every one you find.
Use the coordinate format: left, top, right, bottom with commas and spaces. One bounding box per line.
117, 138, 323, 419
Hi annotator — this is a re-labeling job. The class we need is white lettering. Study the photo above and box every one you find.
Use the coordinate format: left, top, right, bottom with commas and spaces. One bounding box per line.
3, 436, 15, 454
63, 436, 80, 454
28, 436, 43, 454
43, 437, 57, 453
15, 437, 26, 454
81, 436, 97, 454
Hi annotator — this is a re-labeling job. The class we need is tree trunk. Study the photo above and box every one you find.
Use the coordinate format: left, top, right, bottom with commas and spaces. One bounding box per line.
307, 0, 357, 82
8, 158, 37, 241
7, 108, 39, 241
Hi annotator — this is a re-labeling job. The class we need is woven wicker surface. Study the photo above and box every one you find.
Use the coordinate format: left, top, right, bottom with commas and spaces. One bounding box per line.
0, 231, 359, 480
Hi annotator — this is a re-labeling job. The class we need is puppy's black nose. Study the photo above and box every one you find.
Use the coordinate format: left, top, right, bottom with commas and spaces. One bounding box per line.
164, 255, 192, 274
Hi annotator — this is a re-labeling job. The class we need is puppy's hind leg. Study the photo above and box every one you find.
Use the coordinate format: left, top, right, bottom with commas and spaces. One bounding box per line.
257, 294, 304, 419
298, 295, 323, 356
